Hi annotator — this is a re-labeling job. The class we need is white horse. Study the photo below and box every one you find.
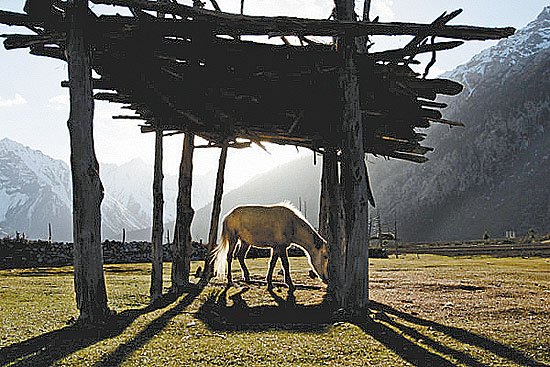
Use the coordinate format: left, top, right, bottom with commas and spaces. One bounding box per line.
212, 203, 329, 291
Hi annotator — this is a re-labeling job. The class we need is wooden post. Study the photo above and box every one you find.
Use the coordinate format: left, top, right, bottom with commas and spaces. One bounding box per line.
171, 133, 195, 291
48, 222, 52, 243
66, 0, 109, 322
122, 227, 126, 244
202, 141, 228, 281
150, 129, 164, 301
319, 147, 345, 298
335, 0, 370, 312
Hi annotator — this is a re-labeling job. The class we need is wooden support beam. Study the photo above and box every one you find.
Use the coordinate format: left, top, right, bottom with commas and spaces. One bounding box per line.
171, 133, 195, 292
202, 140, 228, 282
66, 0, 109, 323
90, 0, 515, 40
319, 147, 345, 298
150, 128, 164, 302
334, 0, 370, 314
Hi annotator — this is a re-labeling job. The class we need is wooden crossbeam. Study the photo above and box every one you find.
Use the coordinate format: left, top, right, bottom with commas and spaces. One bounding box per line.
90, 0, 514, 40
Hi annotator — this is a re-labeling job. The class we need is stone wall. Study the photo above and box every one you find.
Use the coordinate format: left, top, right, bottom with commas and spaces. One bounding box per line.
0, 239, 206, 269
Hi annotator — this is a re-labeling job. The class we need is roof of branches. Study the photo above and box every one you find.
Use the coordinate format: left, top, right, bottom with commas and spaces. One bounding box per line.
0, 0, 514, 162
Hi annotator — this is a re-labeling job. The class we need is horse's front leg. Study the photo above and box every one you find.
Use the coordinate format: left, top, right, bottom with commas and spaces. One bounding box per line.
266, 249, 279, 290
280, 248, 295, 292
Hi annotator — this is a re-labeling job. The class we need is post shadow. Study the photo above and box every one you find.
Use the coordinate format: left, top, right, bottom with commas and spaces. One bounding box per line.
94, 287, 201, 367
195, 289, 549, 367
0, 288, 198, 367
368, 301, 549, 367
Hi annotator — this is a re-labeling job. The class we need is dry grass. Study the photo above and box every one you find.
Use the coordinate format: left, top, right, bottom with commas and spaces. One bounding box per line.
0, 255, 549, 366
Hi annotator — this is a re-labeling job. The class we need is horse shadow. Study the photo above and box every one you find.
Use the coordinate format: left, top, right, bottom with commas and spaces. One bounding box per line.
195, 287, 548, 367
0, 286, 202, 367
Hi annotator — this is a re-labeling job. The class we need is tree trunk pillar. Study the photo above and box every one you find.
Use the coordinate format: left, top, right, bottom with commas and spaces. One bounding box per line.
150, 129, 164, 301
319, 147, 345, 298
171, 133, 195, 292
202, 141, 228, 281
67, 0, 109, 322
334, 0, 370, 312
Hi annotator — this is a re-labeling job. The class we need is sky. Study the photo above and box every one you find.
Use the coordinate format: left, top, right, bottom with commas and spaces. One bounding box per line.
0, 0, 548, 190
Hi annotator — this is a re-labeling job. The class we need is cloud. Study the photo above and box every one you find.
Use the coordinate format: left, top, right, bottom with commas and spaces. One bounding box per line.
371, 0, 395, 21
48, 94, 69, 110
0, 93, 27, 107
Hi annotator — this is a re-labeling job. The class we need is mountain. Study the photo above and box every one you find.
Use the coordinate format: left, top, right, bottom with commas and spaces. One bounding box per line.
0, 138, 72, 240
0, 138, 214, 241
367, 6, 550, 241
190, 7, 550, 242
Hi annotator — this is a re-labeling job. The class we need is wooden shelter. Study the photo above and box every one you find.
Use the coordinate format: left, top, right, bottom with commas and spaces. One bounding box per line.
0, 0, 513, 321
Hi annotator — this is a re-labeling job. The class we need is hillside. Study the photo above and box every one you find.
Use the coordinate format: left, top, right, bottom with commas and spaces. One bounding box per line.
368, 7, 550, 241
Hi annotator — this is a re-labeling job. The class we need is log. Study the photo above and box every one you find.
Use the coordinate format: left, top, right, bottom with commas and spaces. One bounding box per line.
370, 40, 463, 61
150, 128, 164, 302
319, 147, 344, 297
334, 0, 370, 313
90, 0, 515, 40
67, 0, 109, 323
202, 140, 228, 281
171, 133, 195, 291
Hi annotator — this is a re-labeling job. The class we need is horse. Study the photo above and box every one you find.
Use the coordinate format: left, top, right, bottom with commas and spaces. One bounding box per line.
212, 203, 329, 292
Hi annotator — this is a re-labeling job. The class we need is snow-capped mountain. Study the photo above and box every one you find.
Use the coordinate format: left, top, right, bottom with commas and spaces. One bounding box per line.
445, 6, 550, 99
0, 138, 72, 240
366, 6, 550, 240
0, 138, 215, 241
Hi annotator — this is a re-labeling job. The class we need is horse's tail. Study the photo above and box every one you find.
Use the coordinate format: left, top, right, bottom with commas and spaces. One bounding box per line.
212, 218, 231, 279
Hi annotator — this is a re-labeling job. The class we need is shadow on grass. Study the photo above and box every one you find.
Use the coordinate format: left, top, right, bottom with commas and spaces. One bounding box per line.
196, 288, 548, 367
0, 287, 201, 367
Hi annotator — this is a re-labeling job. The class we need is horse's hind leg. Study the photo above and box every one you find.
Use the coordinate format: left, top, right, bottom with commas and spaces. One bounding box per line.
226, 236, 239, 286
236, 241, 251, 283
280, 248, 295, 292
266, 249, 280, 290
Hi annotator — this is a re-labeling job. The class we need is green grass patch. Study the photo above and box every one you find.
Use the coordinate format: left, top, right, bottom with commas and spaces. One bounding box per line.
1, 255, 549, 366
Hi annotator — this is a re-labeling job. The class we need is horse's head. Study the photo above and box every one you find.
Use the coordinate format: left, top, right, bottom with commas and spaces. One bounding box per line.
311, 236, 329, 283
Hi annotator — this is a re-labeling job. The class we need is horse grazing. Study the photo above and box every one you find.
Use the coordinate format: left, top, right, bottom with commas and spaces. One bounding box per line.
212, 204, 329, 291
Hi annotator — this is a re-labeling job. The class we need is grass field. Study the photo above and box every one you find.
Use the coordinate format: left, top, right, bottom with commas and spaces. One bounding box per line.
0, 255, 549, 366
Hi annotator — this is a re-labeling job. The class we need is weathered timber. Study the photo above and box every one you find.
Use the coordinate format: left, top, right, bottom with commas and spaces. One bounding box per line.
319, 147, 344, 297
370, 40, 463, 61
91, 0, 514, 40
202, 141, 228, 281
171, 133, 195, 291
334, 0, 370, 312
150, 128, 164, 302
428, 117, 465, 127
67, 0, 109, 323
